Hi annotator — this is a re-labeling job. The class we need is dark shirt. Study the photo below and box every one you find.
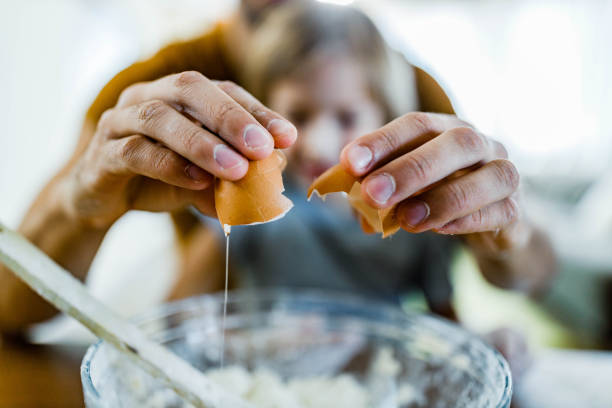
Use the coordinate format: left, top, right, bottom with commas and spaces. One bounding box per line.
222, 180, 458, 309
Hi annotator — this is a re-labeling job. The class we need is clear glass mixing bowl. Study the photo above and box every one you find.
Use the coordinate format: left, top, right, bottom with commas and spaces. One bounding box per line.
81, 289, 512, 407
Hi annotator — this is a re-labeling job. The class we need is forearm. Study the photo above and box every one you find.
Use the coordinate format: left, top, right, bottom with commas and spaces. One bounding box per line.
466, 222, 557, 296
0, 30, 235, 334
0, 170, 108, 333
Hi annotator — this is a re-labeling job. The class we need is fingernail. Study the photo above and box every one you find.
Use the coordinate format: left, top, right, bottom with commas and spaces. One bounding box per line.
214, 144, 244, 170
243, 124, 272, 150
346, 144, 373, 172
399, 200, 430, 228
185, 164, 209, 182
267, 119, 297, 140
365, 173, 395, 205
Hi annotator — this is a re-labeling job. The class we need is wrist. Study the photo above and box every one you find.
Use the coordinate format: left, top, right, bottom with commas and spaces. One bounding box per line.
53, 170, 117, 232
464, 220, 533, 259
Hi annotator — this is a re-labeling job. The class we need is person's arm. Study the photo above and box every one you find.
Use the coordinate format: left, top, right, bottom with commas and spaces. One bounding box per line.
0, 28, 296, 334
340, 111, 557, 295
0, 35, 214, 333
412, 67, 556, 293
465, 222, 557, 295
0, 165, 108, 332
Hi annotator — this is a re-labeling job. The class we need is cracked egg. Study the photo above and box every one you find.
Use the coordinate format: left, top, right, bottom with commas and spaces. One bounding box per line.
215, 150, 293, 227
308, 164, 400, 238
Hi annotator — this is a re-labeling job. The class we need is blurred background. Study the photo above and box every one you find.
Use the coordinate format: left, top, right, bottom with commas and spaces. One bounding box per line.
1, 0, 612, 404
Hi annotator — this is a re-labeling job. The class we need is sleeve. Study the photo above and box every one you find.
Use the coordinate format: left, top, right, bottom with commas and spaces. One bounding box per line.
84, 23, 233, 125
387, 48, 456, 115
413, 66, 455, 115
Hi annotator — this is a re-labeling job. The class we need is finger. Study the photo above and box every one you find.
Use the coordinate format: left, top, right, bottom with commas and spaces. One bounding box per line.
490, 139, 509, 159
434, 198, 520, 234
463, 209, 531, 251
116, 71, 274, 160
129, 178, 216, 216
360, 126, 495, 208
107, 135, 213, 190
395, 159, 520, 232
214, 80, 297, 149
340, 112, 469, 176
102, 101, 249, 180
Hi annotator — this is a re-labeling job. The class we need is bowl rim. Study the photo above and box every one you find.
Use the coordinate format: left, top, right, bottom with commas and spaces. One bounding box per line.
80, 288, 512, 407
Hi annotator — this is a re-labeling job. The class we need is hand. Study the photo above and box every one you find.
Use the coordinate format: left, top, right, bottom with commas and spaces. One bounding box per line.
64, 72, 297, 227
340, 112, 520, 238
484, 327, 531, 381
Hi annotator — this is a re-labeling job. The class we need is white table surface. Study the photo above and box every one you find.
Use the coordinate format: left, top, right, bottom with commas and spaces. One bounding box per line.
514, 349, 612, 408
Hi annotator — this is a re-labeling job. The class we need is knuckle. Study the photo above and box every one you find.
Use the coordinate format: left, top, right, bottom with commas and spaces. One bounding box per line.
452, 126, 487, 153
491, 159, 520, 191
373, 127, 401, 156
444, 182, 470, 213
152, 149, 177, 175
214, 100, 240, 124
218, 81, 263, 112
181, 126, 204, 155
492, 140, 509, 159
97, 109, 115, 133
470, 207, 487, 227
218, 80, 239, 93
117, 83, 138, 107
174, 71, 204, 88
403, 153, 433, 184
502, 198, 520, 224
407, 112, 434, 134
137, 100, 167, 128
173, 71, 205, 100
118, 136, 142, 164
246, 98, 264, 114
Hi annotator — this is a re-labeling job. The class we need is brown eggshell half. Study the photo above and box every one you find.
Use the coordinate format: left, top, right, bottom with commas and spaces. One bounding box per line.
215, 150, 293, 226
308, 164, 401, 238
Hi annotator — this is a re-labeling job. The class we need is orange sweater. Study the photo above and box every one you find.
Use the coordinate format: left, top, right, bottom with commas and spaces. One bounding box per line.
84, 22, 452, 126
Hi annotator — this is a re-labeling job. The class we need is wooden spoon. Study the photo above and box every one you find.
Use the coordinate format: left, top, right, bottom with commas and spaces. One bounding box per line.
0, 222, 251, 408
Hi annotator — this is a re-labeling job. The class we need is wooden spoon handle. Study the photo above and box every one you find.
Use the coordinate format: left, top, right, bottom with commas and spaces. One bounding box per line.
0, 222, 250, 408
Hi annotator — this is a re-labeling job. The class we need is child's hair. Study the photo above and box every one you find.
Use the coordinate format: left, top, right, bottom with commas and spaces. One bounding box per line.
242, 2, 415, 122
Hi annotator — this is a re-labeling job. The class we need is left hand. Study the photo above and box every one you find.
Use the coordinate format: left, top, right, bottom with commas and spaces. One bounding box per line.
340, 112, 520, 238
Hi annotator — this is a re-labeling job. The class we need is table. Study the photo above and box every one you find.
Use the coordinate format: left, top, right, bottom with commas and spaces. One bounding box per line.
514, 349, 612, 408
0, 336, 85, 408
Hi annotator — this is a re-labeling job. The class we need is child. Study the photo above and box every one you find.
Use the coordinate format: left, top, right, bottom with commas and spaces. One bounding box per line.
0, 2, 554, 342
211, 3, 458, 315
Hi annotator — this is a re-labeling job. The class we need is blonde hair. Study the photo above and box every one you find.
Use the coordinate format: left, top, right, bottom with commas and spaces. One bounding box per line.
242, 2, 416, 121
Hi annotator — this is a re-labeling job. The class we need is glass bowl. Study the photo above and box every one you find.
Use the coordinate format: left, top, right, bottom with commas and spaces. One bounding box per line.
81, 289, 512, 407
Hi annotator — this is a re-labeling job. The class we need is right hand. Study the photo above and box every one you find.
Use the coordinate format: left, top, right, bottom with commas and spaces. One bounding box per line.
62, 71, 297, 228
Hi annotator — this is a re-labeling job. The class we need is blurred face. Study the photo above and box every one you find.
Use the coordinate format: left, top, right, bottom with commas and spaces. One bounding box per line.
268, 55, 385, 187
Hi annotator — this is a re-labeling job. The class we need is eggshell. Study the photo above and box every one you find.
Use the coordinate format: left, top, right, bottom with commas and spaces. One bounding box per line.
308, 164, 401, 238
306, 165, 357, 200
215, 150, 293, 226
